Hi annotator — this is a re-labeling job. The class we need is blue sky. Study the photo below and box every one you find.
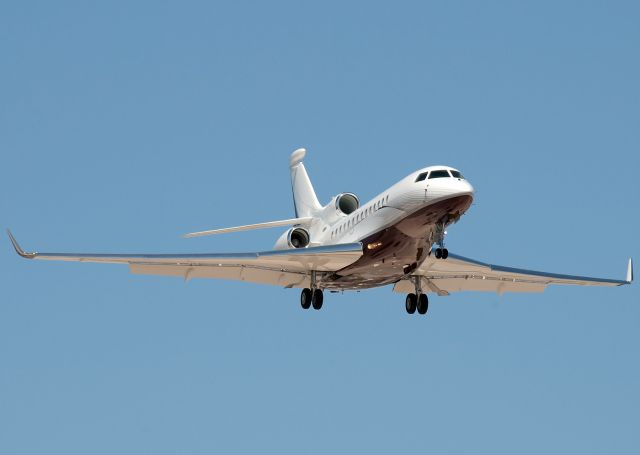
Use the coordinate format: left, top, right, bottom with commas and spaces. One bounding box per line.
1, 1, 638, 453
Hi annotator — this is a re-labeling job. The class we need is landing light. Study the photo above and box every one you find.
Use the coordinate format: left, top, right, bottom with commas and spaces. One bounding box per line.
367, 242, 382, 250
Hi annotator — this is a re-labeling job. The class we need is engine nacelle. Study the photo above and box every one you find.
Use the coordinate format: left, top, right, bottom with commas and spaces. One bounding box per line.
273, 227, 311, 249
320, 192, 360, 224
335, 193, 360, 215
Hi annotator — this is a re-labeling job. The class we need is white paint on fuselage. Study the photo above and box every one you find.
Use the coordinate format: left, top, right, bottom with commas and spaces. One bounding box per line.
309, 166, 474, 246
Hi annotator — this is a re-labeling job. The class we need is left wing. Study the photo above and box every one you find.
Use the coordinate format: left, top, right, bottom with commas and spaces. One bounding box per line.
394, 252, 632, 295
7, 230, 362, 289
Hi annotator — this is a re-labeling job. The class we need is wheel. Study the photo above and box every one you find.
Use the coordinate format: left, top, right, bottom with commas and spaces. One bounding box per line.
312, 289, 324, 310
405, 293, 417, 314
434, 248, 442, 259
442, 248, 449, 259
417, 293, 429, 314
300, 288, 312, 309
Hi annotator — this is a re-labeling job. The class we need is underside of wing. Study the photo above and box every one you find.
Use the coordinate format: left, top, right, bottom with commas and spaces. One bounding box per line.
394, 252, 632, 295
8, 230, 362, 289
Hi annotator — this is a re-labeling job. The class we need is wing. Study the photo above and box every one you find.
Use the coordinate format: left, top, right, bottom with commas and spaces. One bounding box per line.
183, 217, 313, 238
394, 252, 633, 295
7, 230, 362, 289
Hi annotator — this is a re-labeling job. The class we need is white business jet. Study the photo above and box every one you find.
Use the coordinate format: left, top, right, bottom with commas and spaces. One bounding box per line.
8, 148, 632, 315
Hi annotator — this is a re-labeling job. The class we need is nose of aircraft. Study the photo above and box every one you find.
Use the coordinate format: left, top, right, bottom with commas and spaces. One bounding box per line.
447, 176, 474, 198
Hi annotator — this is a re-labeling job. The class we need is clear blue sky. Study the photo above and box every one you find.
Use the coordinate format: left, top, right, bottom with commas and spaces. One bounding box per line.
1, 1, 638, 453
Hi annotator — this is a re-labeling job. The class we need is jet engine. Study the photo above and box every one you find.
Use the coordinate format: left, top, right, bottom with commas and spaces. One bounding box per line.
274, 227, 311, 249
318, 192, 360, 224
335, 193, 360, 215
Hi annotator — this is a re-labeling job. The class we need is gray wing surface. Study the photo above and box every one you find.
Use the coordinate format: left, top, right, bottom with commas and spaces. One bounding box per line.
394, 252, 632, 295
8, 230, 362, 289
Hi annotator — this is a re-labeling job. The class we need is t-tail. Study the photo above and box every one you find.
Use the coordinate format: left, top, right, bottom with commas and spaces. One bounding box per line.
289, 148, 321, 218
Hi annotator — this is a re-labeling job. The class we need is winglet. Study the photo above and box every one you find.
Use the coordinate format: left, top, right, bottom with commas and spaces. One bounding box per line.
627, 258, 633, 283
6, 229, 37, 259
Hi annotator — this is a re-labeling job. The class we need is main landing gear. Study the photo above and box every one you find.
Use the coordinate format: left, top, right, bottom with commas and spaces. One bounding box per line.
406, 276, 429, 315
300, 270, 324, 310
405, 293, 429, 315
300, 288, 323, 310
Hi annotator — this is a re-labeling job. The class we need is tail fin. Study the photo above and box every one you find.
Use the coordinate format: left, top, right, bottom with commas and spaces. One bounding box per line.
289, 148, 321, 217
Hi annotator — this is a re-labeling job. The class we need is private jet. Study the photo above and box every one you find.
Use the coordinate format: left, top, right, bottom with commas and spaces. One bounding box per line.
8, 148, 632, 315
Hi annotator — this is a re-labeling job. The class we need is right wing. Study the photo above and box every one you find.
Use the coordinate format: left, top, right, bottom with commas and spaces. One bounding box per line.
7, 230, 362, 289
394, 252, 632, 295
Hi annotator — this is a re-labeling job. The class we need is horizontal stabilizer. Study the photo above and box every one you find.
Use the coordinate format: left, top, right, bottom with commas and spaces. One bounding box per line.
184, 217, 313, 238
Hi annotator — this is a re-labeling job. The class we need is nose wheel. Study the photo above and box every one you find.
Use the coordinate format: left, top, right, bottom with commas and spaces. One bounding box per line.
434, 247, 449, 259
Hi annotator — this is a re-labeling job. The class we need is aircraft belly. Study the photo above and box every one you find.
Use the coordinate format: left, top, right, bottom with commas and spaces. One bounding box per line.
322, 195, 473, 290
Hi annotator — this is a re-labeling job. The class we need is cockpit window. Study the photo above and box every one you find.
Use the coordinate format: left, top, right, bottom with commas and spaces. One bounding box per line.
415, 172, 428, 182
428, 170, 451, 179
450, 170, 464, 179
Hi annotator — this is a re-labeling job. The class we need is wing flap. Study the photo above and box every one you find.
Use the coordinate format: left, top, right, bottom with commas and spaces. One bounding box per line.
130, 263, 308, 288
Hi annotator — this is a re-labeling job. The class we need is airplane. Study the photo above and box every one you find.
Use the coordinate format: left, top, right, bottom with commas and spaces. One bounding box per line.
8, 148, 633, 315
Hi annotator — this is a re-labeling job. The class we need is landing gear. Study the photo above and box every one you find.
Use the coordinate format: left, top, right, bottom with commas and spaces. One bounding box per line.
312, 289, 324, 310
406, 277, 429, 316
301, 271, 324, 310
405, 293, 417, 314
433, 220, 449, 260
300, 288, 312, 309
300, 288, 324, 310
417, 293, 429, 314
434, 247, 449, 259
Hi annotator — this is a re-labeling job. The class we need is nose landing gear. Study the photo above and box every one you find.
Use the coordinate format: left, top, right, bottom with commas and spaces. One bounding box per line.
434, 247, 449, 259
433, 221, 449, 260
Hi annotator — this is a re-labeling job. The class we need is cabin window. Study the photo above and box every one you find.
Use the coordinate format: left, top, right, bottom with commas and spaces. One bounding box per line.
415, 172, 428, 182
428, 169, 451, 179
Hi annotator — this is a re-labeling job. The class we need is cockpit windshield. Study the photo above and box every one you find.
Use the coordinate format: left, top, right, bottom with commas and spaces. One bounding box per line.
415, 169, 465, 182
428, 170, 450, 179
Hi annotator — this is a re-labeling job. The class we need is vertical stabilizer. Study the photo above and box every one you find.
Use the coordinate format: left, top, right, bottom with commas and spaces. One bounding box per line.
290, 148, 321, 217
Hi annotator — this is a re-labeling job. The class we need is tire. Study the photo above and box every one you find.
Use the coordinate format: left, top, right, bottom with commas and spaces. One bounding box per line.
312, 289, 324, 310
405, 293, 417, 314
300, 288, 312, 309
434, 248, 442, 259
442, 248, 449, 259
417, 293, 429, 314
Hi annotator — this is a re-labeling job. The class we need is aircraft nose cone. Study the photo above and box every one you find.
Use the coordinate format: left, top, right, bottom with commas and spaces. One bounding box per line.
450, 178, 474, 197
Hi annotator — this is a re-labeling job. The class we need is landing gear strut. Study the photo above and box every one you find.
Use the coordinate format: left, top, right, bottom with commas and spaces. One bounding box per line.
433, 220, 449, 260
301, 271, 324, 310
406, 276, 429, 315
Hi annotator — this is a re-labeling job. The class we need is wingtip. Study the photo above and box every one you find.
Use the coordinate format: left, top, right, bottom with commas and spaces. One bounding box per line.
6, 229, 36, 259
627, 258, 633, 283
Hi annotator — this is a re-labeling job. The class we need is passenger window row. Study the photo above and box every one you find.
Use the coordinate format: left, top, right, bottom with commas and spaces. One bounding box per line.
331, 195, 389, 239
